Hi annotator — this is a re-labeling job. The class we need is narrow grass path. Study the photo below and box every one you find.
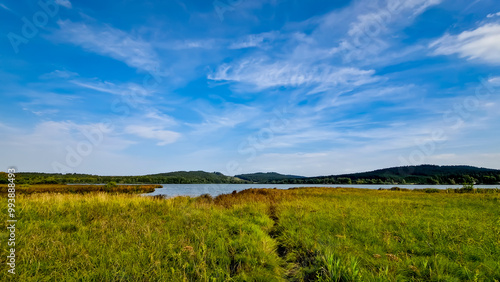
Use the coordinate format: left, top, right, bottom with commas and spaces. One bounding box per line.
217, 188, 500, 281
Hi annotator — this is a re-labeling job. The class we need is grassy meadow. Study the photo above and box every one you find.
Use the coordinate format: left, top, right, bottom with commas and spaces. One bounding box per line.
0, 184, 161, 194
1, 187, 499, 281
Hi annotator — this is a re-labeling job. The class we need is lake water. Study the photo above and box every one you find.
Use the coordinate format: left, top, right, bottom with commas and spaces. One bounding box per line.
144, 184, 500, 198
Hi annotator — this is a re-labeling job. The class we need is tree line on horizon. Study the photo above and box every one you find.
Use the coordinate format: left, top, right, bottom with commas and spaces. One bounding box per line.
236, 165, 500, 185
1, 165, 499, 185
0, 171, 247, 185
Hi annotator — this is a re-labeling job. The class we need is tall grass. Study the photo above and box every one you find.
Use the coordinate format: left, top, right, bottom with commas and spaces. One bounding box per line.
0, 184, 161, 194
0, 188, 498, 281
271, 188, 500, 281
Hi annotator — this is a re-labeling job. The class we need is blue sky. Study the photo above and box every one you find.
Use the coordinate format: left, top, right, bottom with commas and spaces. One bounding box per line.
1, 0, 499, 176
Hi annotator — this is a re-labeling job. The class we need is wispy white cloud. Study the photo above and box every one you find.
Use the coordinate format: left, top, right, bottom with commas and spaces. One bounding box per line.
71, 79, 152, 99
0, 121, 136, 174
241, 150, 399, 177
144, 110, 177, 127
40, 70, 79, 80
238, 112, 500, 176
208, 59, 379, 93
157, 32, 277, 51
157, 39, 218, 50
347, 0, 442, 37
489, 76, 500, 85
125, 125, 180, 145
430, 23, 500, 65
228, 32, 277, 49
315, 85, 418, 111
19, 91, 82, 108
24, 108, 60, 116
189, 102, 261, 134
425, 153, 500, 169
53, 19, 159, 72
0, 3, 12, 12
208, 0, 440, 94
328, 0, 443, 62
55, 0, 72, 9
486, 12, 500, 18
68, 77, 179, 130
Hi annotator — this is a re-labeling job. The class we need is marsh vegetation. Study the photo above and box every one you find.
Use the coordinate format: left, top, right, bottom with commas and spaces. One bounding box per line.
1, 187, 499, 281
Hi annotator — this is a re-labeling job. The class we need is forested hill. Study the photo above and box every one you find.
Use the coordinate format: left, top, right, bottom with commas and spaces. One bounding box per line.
2, 165, 500, 185
0, 171, 248, 185
338, 165, 499, 178
251, 165, 500, 185
145, 171, 246, 183
235, 172, 305, 182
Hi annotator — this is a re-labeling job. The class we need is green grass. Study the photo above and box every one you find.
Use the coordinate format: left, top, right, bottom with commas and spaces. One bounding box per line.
273, 188, 500, 281
1, 188, 499, 281
0, 184, 161, 194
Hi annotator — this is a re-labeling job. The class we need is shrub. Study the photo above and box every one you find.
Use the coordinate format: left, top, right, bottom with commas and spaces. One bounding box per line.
105, 181, 118, 191
458, 183, 475, 193
424, 188, 440, 193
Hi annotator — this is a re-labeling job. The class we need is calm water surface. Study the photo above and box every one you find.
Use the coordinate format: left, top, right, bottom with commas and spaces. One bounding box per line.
144, 184, 500, 198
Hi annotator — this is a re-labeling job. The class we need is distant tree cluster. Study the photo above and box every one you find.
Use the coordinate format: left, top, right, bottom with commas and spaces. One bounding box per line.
237, 165, 500, 185
0, 171, 248, 185
1, 165, 499, 185
252, 174, 500, 185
